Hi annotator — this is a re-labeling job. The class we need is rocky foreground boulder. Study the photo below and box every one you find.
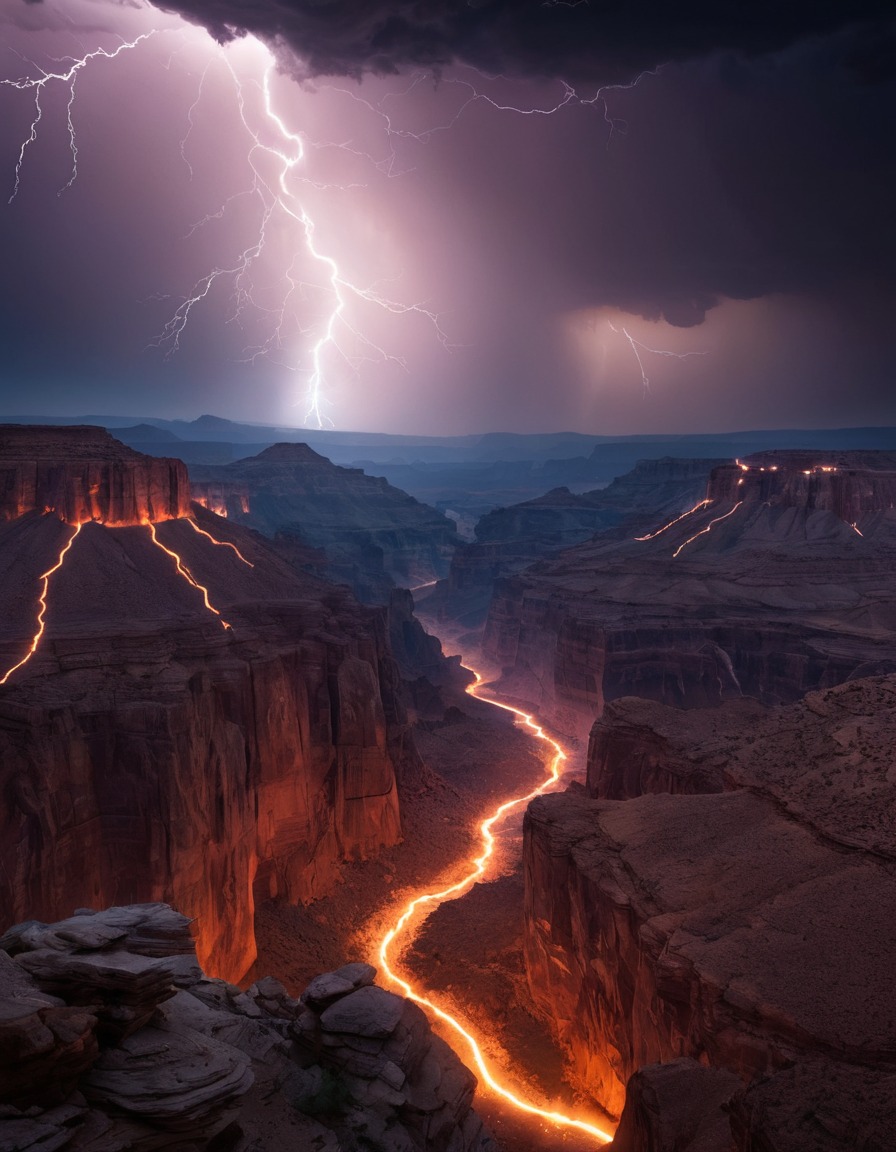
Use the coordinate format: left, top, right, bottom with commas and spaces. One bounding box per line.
0, 904, 493, 1152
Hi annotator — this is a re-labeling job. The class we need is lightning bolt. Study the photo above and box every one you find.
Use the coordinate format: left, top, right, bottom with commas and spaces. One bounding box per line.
153, 43, 452, 429
609, 321, 708, 397
1, 34, 156, 203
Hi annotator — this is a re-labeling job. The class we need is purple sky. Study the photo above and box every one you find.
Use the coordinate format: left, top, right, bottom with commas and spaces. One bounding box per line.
0, 0, 892, 435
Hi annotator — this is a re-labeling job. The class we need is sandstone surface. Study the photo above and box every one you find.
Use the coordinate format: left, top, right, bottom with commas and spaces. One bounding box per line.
190, 442, 458, 602
483, 451, 896, 736
524, 674, 896, 1146
0, 429, 413, 983
432, 458, 722, 627
0, 904, 492, 1152
0, 425, 190, 525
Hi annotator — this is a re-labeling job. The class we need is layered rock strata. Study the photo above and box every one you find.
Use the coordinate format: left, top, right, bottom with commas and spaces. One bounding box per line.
434, 458, 723, 627
483, 451, 896, 736
0, 430, 411, 982
190, 443, 458, 603
0, 904, 491, 1152
525, 675, 896, 1146
0, 424, 190, 525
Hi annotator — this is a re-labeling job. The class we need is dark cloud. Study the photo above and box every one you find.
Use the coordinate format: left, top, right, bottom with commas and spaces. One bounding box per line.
156, 0, 894, 81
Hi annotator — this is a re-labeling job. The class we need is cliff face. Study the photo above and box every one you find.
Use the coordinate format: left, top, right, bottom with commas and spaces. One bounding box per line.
432, 458, 722, 627
483, 451, 896, 736
524, 676, 896, 1145
0, 424, 190, 525
0, 430, 408, 983
190, 442, 459, 603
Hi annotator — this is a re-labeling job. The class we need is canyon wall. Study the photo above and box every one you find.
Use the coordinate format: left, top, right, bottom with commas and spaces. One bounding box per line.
0, 424, 190, 525
483, 451, 896, 736
524, 675, 896, 1143
190, 442, 458, 602
0, 433, 412, 983
433, 458, 722, 627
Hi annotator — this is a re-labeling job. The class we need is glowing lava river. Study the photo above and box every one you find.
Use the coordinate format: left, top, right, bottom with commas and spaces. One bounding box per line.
373, 666, 615, 1147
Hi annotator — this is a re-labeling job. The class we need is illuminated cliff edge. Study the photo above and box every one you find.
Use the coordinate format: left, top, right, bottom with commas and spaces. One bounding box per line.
0, 425, 190, 525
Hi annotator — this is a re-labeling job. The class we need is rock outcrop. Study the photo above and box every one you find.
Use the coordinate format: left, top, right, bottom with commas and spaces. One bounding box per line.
0, 424, 190, 525
0, 429, 412, 983
190, 443, 458, 603
483, 451, 896, 736
431, 459, 723, 628
0, 904, 492, 1152
524, 675, 896, 1145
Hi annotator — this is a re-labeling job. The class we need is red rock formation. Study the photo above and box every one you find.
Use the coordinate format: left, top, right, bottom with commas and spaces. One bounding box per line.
524, 676, 896, 1139
483, 450, 896, 736
190, 442, 458, 603
0, 425, 190, 525
0, 430, 409, 983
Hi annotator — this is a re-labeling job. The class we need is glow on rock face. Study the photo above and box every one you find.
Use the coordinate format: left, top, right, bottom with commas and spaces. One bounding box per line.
672, 500, 742, 558
634, 498, 711, 541
186, 516, 254, 567
0, 520, 83, 685
374, 667, 614, 1146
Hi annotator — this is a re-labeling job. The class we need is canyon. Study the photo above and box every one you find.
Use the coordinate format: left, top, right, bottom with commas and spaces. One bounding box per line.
189, 442, 458, 604
0, 427, 419, 985
525, 674, 896, 1148
482, 451, 896, 738
3, 425, 895, 1151
0, 903, 491, 1151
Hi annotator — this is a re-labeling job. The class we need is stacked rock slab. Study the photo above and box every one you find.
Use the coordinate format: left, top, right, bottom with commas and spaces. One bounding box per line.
524, 676, 896, 1149
0, 904, 492, 1152
483, 451, 896, 738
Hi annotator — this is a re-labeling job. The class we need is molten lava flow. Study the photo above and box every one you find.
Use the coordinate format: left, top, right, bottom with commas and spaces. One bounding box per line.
634, 498, 711, 541
186, 517, 254, 567
0, 521, 82, 685
144, 522, 231, 629
376, 669, 614, 1145
672, 501, 742, 558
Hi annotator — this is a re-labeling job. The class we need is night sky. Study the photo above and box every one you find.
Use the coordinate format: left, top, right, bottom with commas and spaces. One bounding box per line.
0, 0, 892, 435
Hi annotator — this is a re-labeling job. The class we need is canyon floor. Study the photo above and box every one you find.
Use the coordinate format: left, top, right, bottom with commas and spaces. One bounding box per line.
249, 675, 610, 1151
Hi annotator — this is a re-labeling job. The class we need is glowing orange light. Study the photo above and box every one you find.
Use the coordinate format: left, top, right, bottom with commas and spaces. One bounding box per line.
672, 501, 742, 558
144, 522, 231, 628
186, 517, 254, 567
803, 470, 811, 475
737, 478, 744, 485
1, 521, 82, 685
634, 498, 711, 542
850, 522, 864, 537
375, 669, 614, 1146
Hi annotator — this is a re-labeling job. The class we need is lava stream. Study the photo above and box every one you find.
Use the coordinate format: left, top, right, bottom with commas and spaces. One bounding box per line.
186, 516, 254, 566
672, 500, 742, 558
144, 521, 231, 628
0, 520, 82, 685
376, 669, 614, 1145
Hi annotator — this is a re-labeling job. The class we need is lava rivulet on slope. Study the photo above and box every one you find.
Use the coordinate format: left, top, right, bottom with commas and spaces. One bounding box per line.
373, 666, 615, 1145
